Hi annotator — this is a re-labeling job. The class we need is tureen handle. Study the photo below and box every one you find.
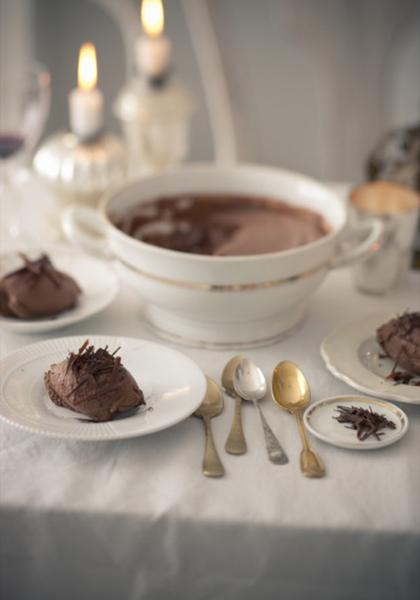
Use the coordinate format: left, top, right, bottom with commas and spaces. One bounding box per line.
62, 205, 111, 258
329, 217, 385, 269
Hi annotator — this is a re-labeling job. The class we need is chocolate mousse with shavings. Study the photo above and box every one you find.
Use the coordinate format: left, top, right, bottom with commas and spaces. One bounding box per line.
333, 405, 396, 441
376, 312, 420, 385
44, 340, 145, 421
0, 253, 80, 319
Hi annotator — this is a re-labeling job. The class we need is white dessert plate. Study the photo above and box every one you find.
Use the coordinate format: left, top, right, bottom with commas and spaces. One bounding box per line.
321, 313, 420, 404
0, 247, 119, 333
0, 335, 207, 440
304, 395, 408, 450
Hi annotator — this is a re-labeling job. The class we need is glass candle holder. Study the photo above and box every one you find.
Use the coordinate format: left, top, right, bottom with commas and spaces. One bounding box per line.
114, 75, 194, 176
33, 131, 128, 235
33, 131, 128, 207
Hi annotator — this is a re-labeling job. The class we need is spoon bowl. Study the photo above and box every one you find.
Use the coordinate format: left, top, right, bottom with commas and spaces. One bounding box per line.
194, 377, 224, 419
221, 355, 247, 454
233, 357, 266, 401
221, 355, 244, 396
272, 360, 310, 412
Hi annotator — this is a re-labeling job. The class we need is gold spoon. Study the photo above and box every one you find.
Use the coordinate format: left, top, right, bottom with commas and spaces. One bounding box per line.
221, 356, 247, 455
194, 377, 225, 477
272, 361, 325, 478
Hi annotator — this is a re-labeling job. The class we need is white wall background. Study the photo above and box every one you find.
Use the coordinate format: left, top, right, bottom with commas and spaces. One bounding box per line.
2, 0, 419, 182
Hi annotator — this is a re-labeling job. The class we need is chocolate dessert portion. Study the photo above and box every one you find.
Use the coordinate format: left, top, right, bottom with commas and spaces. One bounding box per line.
44, 340, 145, 422
112, 195, 330, 256
377, 312, 420, 378
0, 254, 81, 319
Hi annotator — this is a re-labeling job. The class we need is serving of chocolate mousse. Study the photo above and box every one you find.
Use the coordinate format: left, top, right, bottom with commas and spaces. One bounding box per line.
112, 195, 330, 256
377, 312, 420, 383
44, 340, 145, 421
0, 254, 81, 319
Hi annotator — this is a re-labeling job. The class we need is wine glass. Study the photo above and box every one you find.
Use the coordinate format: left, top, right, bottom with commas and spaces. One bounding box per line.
0, 62, 50, 247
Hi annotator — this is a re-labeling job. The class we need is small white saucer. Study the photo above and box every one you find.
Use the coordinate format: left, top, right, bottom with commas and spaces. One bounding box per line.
0, 247, 119, 334
304, 395, 408, 450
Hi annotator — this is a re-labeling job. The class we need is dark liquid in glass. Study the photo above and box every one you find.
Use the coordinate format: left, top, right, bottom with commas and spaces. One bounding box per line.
0, 133, 25, 159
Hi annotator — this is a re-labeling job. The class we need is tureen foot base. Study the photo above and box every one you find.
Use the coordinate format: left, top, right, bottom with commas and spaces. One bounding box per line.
143, 303, 306, 349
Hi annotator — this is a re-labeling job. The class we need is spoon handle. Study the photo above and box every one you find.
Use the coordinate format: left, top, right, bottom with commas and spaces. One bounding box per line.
202, 416, 225, 477
224, 395, 247, 455
255, 402, 288, 465
295, 410, 326, 478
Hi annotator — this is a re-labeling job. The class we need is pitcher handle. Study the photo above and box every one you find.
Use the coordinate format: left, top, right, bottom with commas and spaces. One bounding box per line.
329, 217, 384, 269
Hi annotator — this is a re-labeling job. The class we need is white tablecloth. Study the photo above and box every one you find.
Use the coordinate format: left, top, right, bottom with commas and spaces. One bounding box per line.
1, 261, 419, 600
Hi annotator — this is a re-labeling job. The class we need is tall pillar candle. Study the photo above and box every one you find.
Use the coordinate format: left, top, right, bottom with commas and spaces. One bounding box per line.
136, 0, 171, 80
69, 42, 104, 140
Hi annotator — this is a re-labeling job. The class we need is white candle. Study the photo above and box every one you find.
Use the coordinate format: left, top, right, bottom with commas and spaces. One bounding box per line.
69, 43, 104, 140
136, 0, 171, 80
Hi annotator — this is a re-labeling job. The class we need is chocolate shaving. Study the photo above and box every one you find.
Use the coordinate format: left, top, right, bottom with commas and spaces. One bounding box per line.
66, 340, 126, 400
385, 345, 420, 386
65, 339, 89, 374
386, 346, 405, 380
333, 405, 396, 441
19, 253, 62, 288
389, 371, 420, 386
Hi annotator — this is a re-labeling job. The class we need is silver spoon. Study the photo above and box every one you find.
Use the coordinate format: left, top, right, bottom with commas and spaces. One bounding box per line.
234, 358, 288, 465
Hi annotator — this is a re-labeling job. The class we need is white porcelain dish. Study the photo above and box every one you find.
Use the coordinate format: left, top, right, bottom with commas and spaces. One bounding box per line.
62, 164, 382, 347
321, 313, 420, 404
304, 395, 408, 450
0, 335, 207, 440
0, 247, 118, 334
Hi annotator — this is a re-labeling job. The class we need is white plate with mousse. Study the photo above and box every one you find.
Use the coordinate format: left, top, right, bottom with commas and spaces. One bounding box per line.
321, 313, 420, 404
0, 335, 207, 440
0, 247, 118, 333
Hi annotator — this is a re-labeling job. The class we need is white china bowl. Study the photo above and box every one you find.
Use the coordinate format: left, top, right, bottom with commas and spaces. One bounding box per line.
63, 163, 381, 347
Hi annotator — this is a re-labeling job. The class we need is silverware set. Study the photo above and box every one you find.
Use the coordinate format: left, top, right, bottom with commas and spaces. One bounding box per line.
195, 356, 325, 479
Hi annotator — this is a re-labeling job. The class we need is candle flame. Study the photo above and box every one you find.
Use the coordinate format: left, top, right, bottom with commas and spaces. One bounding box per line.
78, 42, 97, 91
141, 0, 164, 37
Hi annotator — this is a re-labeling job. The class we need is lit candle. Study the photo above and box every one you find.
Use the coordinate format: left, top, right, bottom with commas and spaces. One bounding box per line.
136, 0, 171, 81
69, 43, 104, 140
